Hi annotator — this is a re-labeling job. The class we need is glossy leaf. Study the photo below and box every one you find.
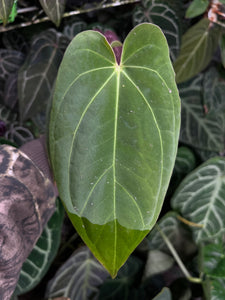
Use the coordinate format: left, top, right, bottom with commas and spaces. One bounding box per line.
152, 287, 172, 300
18, 29, 68, 123
185, 0, 209, 19
174, 18, 219, 83
39, 0, 66, 27
179, 74, 225, 156
98, 256, 143, 300
133, 0, 181, 61
49, 24, 180, 277
45, 247, 109, 300
171, 157, 225, 243
15, 199, 64, 295
0, 0, 14, 25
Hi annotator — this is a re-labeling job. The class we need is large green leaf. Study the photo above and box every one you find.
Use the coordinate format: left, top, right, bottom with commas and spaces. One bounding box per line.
39, 0, 66, 27
14, 199, 64, 295
45, 246, 109, 299
179, 74, 225, 157
18, 29, 68, 124
174, 18, 219, 83
133, 0, 181, 62
49, 23, 180, 277
171, 157, 225, 243
0, 0, 14, 25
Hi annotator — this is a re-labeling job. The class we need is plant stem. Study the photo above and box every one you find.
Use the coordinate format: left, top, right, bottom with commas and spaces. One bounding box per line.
156, 224, 202, 284
0, 0, 140, 33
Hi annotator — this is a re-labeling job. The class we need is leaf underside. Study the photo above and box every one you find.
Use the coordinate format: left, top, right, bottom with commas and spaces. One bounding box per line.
49, 23, 180, 277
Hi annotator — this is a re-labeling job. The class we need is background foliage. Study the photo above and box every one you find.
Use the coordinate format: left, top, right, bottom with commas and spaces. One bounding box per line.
0, 0, 225, 299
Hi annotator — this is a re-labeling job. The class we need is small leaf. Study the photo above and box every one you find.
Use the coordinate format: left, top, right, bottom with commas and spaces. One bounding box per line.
174, 18, 219, 83
179, 74, 225, 156
143, 250, 174, 279
171, 157, 225, 243
133, 0, 181, 61
45, 247, 109, 300
201, 239, 225, 278
15, 199, 64, 295
0, 0, 14, 25
185, 0, 209, 19
39, 0, 66, 27
18, 29, 68, 122
49, 24, 181, 277
152, 287, 172, 300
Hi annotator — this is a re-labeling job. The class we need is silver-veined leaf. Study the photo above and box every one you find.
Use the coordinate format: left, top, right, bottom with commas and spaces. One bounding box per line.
179, 74, 225, 157
14, 199, 64, 295
0, 49, 24, 81
133, 0, 181, 61
18, 29, 68, 123
45, 247, 109, 300
174, 18, 219, 83
171, 157, 225, 243
39, 0, 66, 27
173, 146, 196, 182
49, 23, 180, 277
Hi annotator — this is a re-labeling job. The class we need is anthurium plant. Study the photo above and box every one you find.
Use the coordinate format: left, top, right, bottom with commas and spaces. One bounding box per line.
0, 0, 225, 299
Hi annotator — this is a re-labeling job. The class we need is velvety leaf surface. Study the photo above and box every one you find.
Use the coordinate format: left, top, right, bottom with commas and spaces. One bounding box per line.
18, 29, 68, 123
45, 247, 109, 300
174, 18, 219, 83
0, 0, 14, 25
14, 199, 64, 295
179, 74, 225, 157
49, 24, 180, 276
185, 0, 209, 18
39, 0, 66, 26
133, 0, 181, 61
63, 20, 88, 40
152, 287, 172, 300
171, 157, 225, 243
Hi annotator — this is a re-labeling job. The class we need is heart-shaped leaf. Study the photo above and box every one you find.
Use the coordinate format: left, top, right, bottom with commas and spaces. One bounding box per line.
49, 23, 180, 277
171, 157, 225, 243
185, 0, 209, 19
133, 0, 181, 62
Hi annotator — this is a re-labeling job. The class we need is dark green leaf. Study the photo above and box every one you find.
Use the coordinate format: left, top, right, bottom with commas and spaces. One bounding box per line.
15, 199, 64, 295
173, 146, 196, 183
203, 277, 225, 300
0, 0, 14, 25
174, 18, 219, 83
185, 0, 209, 19
201, 239, 225, 278
63, 19, 88, 40
49, 24, 180, 277
0, 49, 24, 81
179, 74, 225, 156
39, 0, 66, 27
18, 29, 68, 123
152, 287, 172, 300
133, 0, 181, 61
171, 157, 225, 243
45, 247, 109, 299
98, 256, 143, 300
